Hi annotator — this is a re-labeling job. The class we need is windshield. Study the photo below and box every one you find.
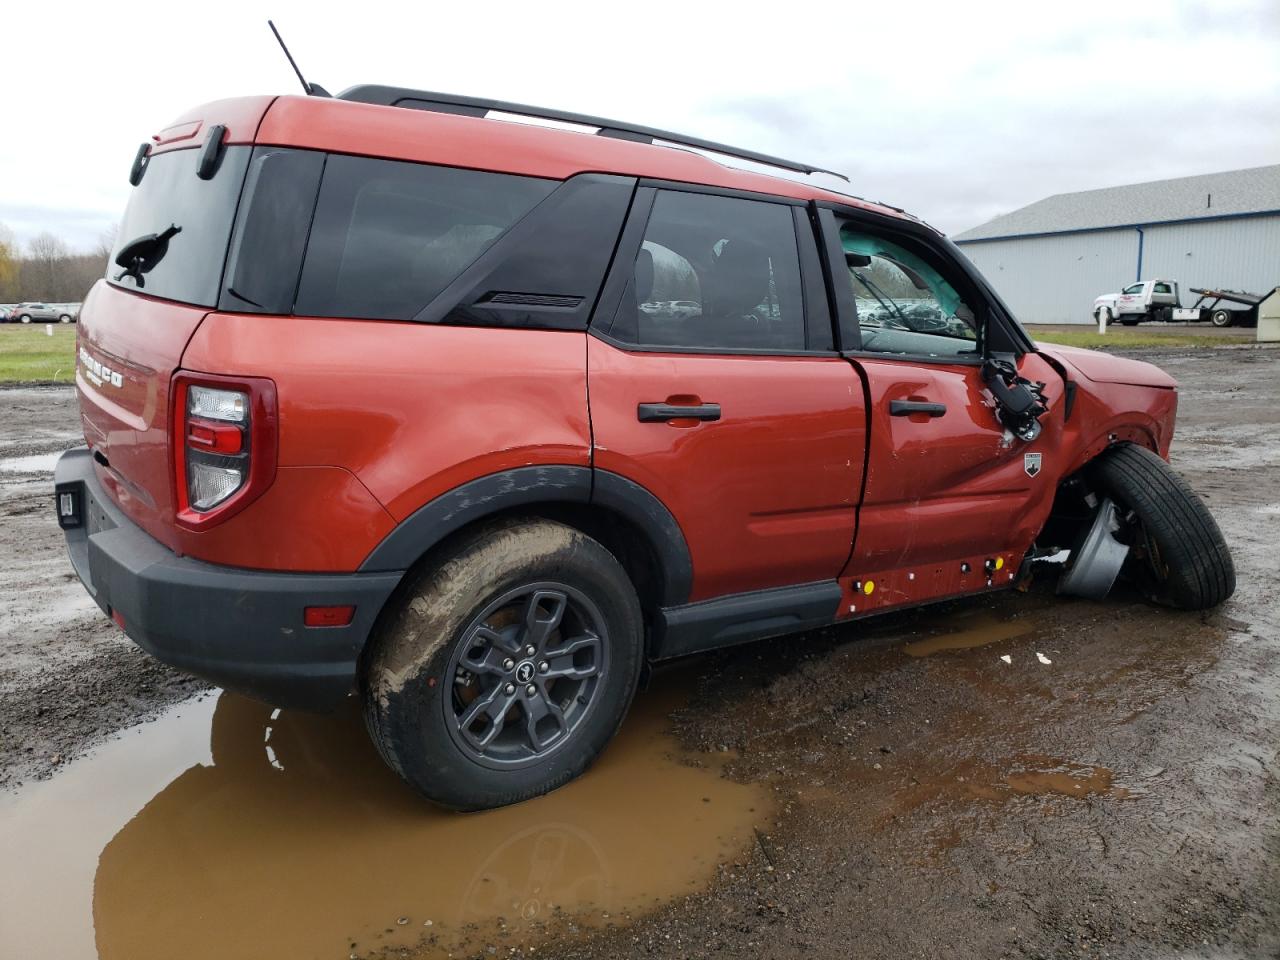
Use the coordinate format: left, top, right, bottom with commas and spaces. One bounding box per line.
107, 145, 251, 307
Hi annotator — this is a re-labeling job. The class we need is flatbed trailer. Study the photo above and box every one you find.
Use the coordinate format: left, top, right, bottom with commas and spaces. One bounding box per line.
1096, 280, 1272, 328
1169, 287, 1268, 328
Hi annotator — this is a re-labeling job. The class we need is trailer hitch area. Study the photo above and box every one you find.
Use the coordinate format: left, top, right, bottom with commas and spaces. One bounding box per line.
982, 357, 1049, 442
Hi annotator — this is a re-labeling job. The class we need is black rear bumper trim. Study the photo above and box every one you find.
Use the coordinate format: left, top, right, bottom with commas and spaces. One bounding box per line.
55, 448, 403, 710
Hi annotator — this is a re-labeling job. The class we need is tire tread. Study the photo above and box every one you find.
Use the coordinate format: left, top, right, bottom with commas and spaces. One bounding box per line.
1092, 443, 1234, 609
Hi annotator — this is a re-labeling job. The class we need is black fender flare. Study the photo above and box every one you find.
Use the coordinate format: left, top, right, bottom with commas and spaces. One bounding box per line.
358, 466, 693, 606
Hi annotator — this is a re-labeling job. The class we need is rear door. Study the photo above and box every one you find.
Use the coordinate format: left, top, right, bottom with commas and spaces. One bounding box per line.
588, 186, 866, 602
818, 208, 1064, 588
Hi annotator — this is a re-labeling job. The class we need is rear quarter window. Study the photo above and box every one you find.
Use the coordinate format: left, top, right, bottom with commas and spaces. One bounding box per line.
294, 155, 555, 320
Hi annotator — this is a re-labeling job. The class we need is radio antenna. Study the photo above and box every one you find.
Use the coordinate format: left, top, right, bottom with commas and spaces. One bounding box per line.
267, 20, 330, 97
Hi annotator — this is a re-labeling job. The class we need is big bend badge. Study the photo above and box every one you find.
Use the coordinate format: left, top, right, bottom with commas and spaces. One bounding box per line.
1024, 452, 1043, 478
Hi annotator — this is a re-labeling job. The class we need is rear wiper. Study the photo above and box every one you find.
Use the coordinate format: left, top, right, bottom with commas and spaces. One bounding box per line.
114, 224, 182, 288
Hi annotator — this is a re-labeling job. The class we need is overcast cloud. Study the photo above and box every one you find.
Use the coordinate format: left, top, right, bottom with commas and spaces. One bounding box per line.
2, 0, 1276, 252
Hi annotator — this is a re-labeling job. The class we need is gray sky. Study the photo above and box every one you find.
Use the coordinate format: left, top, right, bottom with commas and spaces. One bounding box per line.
2, 0, 1277, 252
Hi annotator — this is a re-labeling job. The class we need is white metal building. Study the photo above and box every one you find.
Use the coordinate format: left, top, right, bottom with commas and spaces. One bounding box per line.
953, 165, 1280, 324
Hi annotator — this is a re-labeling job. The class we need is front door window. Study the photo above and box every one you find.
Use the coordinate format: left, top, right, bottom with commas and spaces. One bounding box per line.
839, 226, 979, 357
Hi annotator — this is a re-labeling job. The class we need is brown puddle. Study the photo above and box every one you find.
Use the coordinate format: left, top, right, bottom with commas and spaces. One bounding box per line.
0, 678, 769, 959
902, 611, 1034, 658
1004, 757, 1132, 799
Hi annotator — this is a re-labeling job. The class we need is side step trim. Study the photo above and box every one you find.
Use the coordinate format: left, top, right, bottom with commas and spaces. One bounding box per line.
652, 580, 842, 660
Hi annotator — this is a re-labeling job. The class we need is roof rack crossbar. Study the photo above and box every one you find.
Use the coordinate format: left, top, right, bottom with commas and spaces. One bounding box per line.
337, 85, 849, 182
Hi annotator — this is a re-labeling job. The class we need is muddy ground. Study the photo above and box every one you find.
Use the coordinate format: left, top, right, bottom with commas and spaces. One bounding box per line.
1024, 322, 1258, 339
1, 347, 1277, 959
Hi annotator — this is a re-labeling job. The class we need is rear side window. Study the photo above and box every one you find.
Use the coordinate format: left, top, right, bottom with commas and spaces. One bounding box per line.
220, 148, 326, 315
295, 155, 555, 320
606, 190, 806, 352
107, 145, 251, 307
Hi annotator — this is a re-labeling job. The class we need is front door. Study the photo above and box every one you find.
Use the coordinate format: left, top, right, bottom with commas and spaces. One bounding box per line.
821, 211, 1064, 599
588, 187, 866, 602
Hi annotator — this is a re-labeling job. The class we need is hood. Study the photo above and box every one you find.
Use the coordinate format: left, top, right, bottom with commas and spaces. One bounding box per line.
1036, 343, 1177, 389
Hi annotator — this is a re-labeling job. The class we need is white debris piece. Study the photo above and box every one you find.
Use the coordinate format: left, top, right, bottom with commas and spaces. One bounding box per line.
1036, 652, 1053, 665
1000, 654, 1012, 664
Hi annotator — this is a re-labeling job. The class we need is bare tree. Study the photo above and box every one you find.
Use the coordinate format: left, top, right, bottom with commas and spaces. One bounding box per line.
94, 224, 118, 262
25, 232, 72, 302
0, 226, 120, 304
0, 222, 17, 302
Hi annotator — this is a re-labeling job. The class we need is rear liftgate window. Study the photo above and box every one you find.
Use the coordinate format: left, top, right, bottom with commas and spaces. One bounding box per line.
294, 155, 556, 320
107, 146, 252, 307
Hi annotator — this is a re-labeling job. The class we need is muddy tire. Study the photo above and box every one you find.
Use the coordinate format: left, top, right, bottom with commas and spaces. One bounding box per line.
361, 518, 643, 810
1090, 443, 1235, 610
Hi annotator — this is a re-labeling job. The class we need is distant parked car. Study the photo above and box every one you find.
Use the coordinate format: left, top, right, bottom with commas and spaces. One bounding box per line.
0, 304, 14, 322
11, 302, 76, 324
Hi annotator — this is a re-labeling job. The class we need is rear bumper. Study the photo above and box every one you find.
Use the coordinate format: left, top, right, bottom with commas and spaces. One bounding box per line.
54, 448, 403, 710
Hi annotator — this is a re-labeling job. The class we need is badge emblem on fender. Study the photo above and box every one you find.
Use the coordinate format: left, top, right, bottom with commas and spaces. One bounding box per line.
1024, 452, 1043, 477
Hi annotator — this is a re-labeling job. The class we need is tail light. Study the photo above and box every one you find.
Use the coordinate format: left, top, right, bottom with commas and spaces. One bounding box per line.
172, 373, 277, 529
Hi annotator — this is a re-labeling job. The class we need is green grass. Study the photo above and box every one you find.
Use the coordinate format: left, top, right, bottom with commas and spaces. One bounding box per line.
0, 325, 78, 383
0, 321, 1247, 384
1033, 331, 1231, 350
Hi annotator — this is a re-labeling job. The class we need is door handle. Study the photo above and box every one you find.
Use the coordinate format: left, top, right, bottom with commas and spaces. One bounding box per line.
889, 399, 946, 417
637, 402, 721, 423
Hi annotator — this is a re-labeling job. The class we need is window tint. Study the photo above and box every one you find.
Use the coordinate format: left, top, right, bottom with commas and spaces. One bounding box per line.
838, 224, 979, 358
107, 145, 251, 307
221, 147, 326, 315
606, 191, 806, 352
1123, 283, 1144, 294
1154, 282, 1171, 293
295, 155, 555, 320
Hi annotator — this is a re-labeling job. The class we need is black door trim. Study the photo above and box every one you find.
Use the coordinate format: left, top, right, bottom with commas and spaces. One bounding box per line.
651, 579, 842, 660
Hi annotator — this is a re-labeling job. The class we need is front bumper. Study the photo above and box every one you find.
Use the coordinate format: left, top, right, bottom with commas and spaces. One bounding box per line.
54, 448, 403, 710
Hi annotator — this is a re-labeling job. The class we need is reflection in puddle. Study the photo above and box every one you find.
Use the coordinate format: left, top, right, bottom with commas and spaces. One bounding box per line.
0, 680, 768, 959
902, 611, 1034, 657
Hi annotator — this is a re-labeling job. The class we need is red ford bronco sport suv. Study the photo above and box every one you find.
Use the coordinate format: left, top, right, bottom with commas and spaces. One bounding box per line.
55, 87, 1234, 810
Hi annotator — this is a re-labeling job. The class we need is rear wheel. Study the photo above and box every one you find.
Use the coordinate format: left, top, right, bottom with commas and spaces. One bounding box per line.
362, 519, 643, 810
58, 314, 72, 324
1090, 443, 1235, 610
1210, 308, 1233, 328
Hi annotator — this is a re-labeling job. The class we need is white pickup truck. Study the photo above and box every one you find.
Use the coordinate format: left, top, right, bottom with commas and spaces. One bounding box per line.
1094, 280, 1258, 327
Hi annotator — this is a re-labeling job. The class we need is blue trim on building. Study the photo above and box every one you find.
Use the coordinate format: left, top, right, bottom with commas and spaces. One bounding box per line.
1134, 226, 1144, 282
954, 208, 1280, 245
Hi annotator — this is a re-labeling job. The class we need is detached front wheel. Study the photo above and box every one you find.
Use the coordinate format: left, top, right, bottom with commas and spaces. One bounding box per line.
362, 519, 643, 810
1090, 443, 1235, 610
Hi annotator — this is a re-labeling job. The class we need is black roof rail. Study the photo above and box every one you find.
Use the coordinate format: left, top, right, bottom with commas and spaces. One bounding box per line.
337, 84, 849, 182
